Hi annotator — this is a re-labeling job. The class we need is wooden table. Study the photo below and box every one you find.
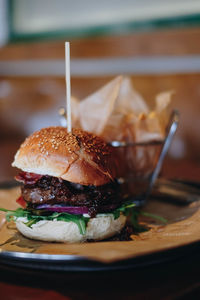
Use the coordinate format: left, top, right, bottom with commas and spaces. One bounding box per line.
1, 159, 200, 300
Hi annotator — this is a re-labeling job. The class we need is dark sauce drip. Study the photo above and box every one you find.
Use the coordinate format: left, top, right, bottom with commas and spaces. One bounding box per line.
106, 225, 135, 241
87, 225, 135, 242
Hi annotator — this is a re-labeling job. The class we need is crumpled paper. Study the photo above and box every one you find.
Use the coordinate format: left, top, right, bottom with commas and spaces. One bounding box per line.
70, 76, 173, 196
72, 75, 173, 143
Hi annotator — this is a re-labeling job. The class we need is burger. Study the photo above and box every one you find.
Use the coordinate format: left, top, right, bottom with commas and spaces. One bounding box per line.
1, 127, 135, 243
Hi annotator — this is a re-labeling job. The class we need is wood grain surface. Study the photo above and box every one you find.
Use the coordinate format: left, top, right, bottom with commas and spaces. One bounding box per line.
0, 27, 200, 60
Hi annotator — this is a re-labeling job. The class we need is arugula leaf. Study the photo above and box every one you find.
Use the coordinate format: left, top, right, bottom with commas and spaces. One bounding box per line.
111, 202, 148, 233
0, 207, 90, 235
25, 219, 38, 227
129, 209, 148, 233
0, 201, 166, 236
140, 211, 167, 224
0, 203, 136, 234
128, 209, 167, 233
56, 213, 89, 235
112, 202, 136, 219
0, 207, 30, 221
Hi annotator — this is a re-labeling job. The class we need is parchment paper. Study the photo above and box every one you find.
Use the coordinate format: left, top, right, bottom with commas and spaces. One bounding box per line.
72, 76, 173, 142
71, 76, 173, 186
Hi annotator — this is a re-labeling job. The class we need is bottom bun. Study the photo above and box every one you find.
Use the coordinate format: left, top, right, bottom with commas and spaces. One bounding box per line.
16, 214, 127, 243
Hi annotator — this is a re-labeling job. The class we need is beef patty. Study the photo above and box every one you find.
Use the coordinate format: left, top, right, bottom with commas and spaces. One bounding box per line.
21, 175, 122, 216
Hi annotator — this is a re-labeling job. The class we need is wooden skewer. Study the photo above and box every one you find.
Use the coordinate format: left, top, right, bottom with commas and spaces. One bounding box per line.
65, 42, 72, 133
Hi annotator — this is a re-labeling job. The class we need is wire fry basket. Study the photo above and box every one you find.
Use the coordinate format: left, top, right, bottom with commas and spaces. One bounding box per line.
110, 110, 179, 205
59, 109, 179, 206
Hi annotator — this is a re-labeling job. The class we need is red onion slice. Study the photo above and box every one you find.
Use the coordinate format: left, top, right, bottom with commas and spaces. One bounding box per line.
36, 203, 119, 215
36, 204, 89, 215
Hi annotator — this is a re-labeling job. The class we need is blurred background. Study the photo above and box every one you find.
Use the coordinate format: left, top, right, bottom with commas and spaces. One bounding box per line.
0, 0, 200, 182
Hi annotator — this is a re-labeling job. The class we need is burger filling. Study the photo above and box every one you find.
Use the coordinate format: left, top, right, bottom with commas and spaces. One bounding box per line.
16, 172, 123, 217
0, 172, 137, 235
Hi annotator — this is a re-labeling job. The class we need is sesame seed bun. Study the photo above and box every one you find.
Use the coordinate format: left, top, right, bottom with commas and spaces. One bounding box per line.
12, 127, 116, 186
15, 214, 126, 243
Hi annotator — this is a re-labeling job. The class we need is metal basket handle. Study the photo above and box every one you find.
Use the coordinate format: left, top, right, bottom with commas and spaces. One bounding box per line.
146, 110, 179, 197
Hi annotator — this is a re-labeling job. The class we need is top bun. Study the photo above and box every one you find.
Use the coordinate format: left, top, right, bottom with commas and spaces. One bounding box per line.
12, 127, 116, 186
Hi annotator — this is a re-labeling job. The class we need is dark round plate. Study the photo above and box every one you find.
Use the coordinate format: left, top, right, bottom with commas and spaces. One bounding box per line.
1, 179, 200, 273
1, 240, 200, 273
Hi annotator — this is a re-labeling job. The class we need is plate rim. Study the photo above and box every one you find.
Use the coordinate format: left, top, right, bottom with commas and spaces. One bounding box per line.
1, 239, 200, 272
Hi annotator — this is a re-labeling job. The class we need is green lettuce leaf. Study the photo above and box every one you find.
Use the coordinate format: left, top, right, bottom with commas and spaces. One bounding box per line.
0, 202, 166, 236
0, 207, 30, 222
112, 201, 136, 219
0, 203, 135, 235
0, 207, 89, 235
